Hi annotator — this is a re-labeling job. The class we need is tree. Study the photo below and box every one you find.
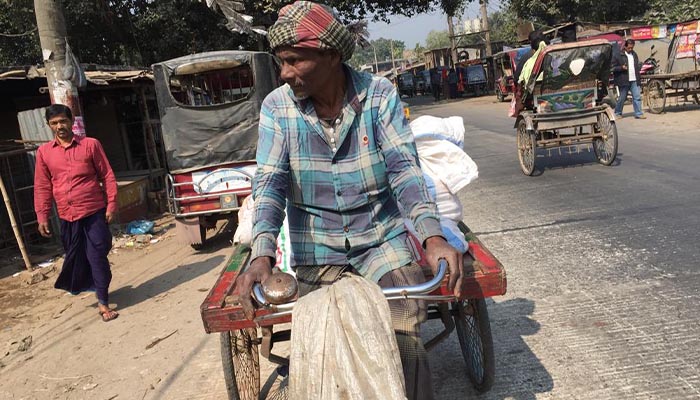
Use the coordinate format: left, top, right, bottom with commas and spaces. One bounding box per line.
645, 0, 700, 24
426, 30, 451, 49
349, 37, 405, 68
0, 0, 41, 65
504, 0, 651, 26
488, 10, 517, 46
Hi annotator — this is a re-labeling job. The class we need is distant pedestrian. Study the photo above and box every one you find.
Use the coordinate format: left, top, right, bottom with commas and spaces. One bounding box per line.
430, 67, 441, 101
34, 104, 120, 322
448, 68, 458, 99
613, 39, 646, 119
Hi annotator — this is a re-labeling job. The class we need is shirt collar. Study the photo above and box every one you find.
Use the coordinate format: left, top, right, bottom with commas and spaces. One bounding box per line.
51, 133, 82, 148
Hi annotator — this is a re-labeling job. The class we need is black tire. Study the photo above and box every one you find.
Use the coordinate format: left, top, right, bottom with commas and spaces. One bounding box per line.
594, 113, 618, 166
453, 299, 495, 393
646, 79, 666, 114
496, 87, 505, 102
517, 119, 536, 175
221, 329, 260, 400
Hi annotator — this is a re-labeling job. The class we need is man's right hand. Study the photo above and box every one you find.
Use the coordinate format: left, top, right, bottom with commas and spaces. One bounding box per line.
38, 222, 52, 238
236, 256, 273, 320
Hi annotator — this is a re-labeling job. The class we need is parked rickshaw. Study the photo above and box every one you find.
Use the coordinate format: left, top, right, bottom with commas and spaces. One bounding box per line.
152, 51, 279, 248
201, 222, 507, 399
493, 47, 529, 102
514, 39, 619, 175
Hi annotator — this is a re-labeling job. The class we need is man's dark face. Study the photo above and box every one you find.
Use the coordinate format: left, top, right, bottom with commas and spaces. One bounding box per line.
47, 113, 74, 141
275, 47, 340, 99
625, 43, 635, 52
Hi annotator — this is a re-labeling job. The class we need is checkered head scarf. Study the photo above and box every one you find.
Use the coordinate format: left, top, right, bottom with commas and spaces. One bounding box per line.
268, 1, 357, 62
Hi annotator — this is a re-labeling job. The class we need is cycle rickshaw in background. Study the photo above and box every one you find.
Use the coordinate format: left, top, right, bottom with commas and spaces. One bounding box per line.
152, 51, 279, 248
201, 222, 507, 399
493, 47, 530, 102
514, 39, 619, 175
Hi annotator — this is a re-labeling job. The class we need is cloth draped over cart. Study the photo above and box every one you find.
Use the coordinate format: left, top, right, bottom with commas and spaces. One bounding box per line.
289, 273, 407, 400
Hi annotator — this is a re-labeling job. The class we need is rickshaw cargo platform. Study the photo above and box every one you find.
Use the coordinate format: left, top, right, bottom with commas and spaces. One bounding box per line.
200, 222, 506, 333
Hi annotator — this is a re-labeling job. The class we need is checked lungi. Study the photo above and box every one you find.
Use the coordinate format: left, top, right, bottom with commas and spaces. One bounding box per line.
295, 262, 435, 400
54, 209, 113, 305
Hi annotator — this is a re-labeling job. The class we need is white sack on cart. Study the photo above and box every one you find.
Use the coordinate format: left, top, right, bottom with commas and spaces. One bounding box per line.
233, 195, 294, 275
289, 274, 407, 400
410, 115, 478, 194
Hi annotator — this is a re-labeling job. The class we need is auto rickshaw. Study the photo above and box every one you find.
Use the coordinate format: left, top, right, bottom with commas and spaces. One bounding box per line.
152, 51, 279, 248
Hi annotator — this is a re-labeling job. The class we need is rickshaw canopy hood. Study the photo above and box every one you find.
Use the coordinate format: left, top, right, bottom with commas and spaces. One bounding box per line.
152, 51, 278, 173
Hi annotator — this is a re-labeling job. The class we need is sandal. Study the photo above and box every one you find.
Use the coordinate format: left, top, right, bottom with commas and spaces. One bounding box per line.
99, 309, 119, 322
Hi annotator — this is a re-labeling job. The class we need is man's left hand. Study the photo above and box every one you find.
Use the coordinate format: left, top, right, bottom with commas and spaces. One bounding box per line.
424, 236, 463, 298
105, 212, 114, 224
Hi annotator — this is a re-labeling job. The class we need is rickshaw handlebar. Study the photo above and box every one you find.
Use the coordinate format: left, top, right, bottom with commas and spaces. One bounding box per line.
251, 259, 450, 313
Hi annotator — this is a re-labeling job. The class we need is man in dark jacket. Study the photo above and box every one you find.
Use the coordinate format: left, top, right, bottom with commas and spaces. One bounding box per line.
612, 39, 646, 119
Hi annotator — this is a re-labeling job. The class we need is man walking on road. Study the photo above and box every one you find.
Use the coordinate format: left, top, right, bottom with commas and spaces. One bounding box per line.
613, 39, 646, 119
34, 104, 120, 322
234, 2, 463, 399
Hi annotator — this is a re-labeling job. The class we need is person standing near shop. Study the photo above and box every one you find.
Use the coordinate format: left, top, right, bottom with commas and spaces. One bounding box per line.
34, 104, 120, 322
613, 39, 646, 119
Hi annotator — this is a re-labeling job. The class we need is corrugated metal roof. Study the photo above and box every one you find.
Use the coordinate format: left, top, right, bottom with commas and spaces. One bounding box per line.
0, 66, 153, 84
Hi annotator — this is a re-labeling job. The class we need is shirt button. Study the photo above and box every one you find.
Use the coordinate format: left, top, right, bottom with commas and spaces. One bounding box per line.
343, 226, 349, 232
336, 190, 342, 196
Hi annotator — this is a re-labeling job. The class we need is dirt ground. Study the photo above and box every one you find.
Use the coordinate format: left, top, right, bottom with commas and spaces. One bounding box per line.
0, 215, 242, 400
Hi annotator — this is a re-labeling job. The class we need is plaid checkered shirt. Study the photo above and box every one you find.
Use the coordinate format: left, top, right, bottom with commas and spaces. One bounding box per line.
251, 67, 442, 281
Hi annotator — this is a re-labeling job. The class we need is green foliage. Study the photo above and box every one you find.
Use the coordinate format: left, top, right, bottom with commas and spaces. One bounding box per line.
426, 30, 451, 49
488, 9, 518, 46
349, 37, 406, 67
0, 0, 41, 65
645, 0, 700, 24
504, 0, 651, 25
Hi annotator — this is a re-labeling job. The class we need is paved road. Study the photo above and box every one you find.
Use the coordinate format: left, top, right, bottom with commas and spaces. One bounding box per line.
411, 96, 700, 399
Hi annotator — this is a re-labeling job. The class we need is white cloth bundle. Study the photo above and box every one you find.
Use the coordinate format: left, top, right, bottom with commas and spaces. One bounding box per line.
289, 274, 407, 400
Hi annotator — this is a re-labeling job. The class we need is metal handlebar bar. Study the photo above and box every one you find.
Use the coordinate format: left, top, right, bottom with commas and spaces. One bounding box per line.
251, 259, 450, 320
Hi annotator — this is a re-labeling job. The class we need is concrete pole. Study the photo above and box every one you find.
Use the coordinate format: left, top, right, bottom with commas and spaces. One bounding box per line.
34, 0, 85, 135
447, 15, 457, 66
480, 0, 492, 56
372, 44, 379, 74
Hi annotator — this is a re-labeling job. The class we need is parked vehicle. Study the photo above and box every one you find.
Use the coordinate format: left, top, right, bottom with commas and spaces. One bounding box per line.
152, 51, 279, 249
493, 48, 528, 102
398, 72, 416, 97
463, 64, 488, 96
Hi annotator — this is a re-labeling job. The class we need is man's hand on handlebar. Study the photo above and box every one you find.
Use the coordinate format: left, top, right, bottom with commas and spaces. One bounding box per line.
236, 256, 273, 320
424, 236, 463, 298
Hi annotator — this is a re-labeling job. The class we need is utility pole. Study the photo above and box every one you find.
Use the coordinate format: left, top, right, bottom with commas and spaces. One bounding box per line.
372, 44, 379, 74
390, 39, 397, 73
34, 0, 85, 135
447, 15, 457, 66
480, 0, 492, 57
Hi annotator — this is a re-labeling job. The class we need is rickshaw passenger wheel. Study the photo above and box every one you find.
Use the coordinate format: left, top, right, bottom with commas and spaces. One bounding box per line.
517, 119, 536, 175
593, 113, 618, 166
646, 79, 666, 114
221, 328, 260, 400
453, 298, 495, 393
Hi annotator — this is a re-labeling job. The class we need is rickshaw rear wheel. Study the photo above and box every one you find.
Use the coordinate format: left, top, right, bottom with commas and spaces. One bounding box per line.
453, 298, 495, 393
221, 329, 260, 400
646, 79, 666, 114
593, 113, 618, 166
517, 119, 536, 175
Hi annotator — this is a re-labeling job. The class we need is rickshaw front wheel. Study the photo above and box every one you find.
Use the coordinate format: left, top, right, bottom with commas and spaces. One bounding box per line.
517, 119, 537, 175
453, 298, 495, 393
221, 328, 260, 400
593, 113, 618, 166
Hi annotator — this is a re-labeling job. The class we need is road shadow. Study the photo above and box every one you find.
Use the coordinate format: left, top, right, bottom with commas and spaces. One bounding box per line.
109, 254, 225, 310
196, 216, 238, 255
530, 148, 624, 176
430, 297, 553, 399
482, 297, 553, 399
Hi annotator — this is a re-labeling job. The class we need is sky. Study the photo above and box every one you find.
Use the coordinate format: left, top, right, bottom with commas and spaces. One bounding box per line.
367, 0, 503, 48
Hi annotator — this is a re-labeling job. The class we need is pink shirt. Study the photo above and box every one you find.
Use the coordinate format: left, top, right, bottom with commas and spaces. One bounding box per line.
34, 135, 118, 224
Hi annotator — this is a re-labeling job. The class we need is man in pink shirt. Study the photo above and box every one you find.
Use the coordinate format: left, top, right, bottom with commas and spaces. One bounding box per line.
34, 104, 119, 322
